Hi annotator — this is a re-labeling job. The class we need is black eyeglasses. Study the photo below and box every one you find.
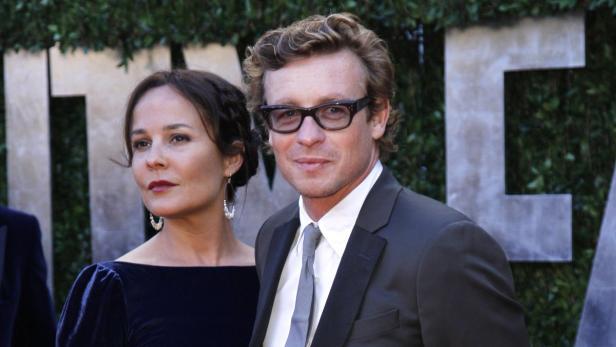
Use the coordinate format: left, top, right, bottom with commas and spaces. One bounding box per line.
259, 96, 371, 134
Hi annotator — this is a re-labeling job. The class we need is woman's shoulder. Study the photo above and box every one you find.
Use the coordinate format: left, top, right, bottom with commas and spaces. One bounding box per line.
75, 261, 125, 281
60, 262, 134, 316
64, 262, 127, 306
57, 262, 129, 346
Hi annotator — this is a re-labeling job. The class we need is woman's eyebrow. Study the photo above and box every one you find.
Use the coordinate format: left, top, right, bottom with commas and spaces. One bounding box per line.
130, 123, 194, 137
164, 123, 194, 131
129, 128, 146, 137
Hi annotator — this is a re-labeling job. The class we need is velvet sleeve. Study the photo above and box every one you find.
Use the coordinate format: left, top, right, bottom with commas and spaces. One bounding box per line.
56, 263, 128, 347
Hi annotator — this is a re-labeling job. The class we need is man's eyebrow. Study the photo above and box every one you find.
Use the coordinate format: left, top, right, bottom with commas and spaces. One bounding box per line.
268, 94, 352, 107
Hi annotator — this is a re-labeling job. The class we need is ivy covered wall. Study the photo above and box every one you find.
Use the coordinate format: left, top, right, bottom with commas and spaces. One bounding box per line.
1, 2, 615, 346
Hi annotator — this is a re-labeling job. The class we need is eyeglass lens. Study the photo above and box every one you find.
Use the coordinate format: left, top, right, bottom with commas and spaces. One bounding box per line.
269, 105, 351, 131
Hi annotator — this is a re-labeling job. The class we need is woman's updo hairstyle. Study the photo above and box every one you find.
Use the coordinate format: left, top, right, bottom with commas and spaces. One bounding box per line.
123, 69, 260, 203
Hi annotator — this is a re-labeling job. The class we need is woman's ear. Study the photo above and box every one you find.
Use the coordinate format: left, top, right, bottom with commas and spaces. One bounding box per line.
224, 141, 245, 178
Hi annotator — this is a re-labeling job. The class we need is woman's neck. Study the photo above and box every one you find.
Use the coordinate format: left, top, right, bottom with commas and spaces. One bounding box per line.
156, 214, 235, 266
118, 207, 253, 267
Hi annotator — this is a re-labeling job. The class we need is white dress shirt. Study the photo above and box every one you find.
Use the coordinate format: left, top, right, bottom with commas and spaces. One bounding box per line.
263, 161, 383, 347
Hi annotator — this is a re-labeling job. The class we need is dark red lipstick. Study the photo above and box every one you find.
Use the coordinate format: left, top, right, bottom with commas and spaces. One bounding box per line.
148, 180, 177, 192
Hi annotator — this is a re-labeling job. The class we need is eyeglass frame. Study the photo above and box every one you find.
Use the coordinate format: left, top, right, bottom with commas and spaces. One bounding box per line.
258, 96, 372, 134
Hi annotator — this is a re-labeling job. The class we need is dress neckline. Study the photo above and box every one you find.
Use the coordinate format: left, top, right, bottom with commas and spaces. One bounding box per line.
110, 260, 256, 270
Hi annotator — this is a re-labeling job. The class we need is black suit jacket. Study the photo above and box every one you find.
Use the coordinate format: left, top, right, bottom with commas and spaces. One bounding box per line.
0, 206, 55, 347
250, 168, 529, 346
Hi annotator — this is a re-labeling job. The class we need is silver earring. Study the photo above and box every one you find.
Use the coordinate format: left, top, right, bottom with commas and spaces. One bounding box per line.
223, 177, 235, 220
149, 212, 164, 231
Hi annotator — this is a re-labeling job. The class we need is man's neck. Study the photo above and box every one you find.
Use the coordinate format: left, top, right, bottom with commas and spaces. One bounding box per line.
302, 160, 381, 221
303, 195, 345, 222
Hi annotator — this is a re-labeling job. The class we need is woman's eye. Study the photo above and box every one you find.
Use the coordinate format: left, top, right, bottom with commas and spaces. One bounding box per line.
132, 140, 150, 150
171, 134, 190, 143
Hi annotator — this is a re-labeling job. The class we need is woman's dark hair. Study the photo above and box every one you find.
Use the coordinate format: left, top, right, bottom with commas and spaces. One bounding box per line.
123, 69, 259, 203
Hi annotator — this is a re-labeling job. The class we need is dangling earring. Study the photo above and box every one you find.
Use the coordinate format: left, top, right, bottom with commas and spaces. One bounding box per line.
223, 177, 235, 220
149, 212, 164, 231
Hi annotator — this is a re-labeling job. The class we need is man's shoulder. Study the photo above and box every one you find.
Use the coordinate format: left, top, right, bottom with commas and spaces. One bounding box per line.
384, 188, 509, 261
254, 202, 299, 270
361, 167, 471, 232
384, 188, 479, 242
0, 206, 37, 224
396, 188, 470, 225
260, 201, 299, 235
0, 206, 40, 240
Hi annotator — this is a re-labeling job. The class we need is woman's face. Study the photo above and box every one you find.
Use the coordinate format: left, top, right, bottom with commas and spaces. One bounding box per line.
129, 85, 239, 219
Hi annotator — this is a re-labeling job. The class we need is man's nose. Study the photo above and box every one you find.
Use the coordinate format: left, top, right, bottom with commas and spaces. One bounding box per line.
296, 116, 326, 146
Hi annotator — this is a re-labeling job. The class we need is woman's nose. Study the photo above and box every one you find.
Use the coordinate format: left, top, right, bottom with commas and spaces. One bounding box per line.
145, 142, 167, 169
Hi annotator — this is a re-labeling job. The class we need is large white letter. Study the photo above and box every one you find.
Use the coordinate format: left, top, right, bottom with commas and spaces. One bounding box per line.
4, 51, 53, 287
575, 161, 616, 346
445, 13, 585, 260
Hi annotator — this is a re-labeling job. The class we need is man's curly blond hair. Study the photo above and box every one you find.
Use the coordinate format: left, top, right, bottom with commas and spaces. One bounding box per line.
243, 12, 399, 159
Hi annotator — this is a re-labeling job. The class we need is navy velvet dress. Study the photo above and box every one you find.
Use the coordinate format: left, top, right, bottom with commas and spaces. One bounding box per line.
56, 261, 258, 346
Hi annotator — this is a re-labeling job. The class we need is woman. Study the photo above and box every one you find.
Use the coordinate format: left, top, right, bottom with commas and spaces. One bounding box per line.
57, 70, 260, 346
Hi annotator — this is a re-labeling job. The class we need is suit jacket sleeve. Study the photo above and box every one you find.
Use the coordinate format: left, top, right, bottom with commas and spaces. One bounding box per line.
12, 215, 56, 346
417, 220, 529, 346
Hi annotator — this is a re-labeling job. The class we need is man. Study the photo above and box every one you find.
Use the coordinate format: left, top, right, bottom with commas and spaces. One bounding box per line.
243, 13, 529, 346
0, 206, 55, 346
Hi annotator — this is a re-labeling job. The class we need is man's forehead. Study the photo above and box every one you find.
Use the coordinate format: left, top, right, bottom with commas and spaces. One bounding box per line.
262, 50, 367, 105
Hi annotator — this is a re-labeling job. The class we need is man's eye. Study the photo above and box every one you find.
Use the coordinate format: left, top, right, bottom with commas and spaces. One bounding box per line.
320, 106, 349, 119
271, 109, 300, 122
282, 110, 299, 118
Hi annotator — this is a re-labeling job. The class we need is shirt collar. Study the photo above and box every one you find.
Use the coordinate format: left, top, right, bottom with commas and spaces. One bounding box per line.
297, 161, 383, 257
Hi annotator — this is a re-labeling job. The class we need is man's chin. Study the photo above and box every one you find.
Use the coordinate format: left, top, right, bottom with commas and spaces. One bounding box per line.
295, 185, 339, 200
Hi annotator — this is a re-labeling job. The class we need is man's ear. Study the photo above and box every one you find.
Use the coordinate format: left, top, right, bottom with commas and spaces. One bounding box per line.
224, 141, 245, 178
370, 98, 390, 140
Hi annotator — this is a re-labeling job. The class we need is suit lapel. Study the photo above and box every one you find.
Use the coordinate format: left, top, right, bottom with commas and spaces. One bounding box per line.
355, 167, 403, 231
311, 167, 402, 346
251, 217, 299, 347
311, 226, 386, 346
0, 226, 7, 288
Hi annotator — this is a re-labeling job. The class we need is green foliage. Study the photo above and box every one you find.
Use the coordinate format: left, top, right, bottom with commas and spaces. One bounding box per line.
1, 1, 611, 65
0, 1, 615, 345
388, 28, 446, 200
49, 97, 92, 312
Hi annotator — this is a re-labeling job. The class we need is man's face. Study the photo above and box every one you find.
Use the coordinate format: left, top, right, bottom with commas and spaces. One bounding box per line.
263, 49, 388, 214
